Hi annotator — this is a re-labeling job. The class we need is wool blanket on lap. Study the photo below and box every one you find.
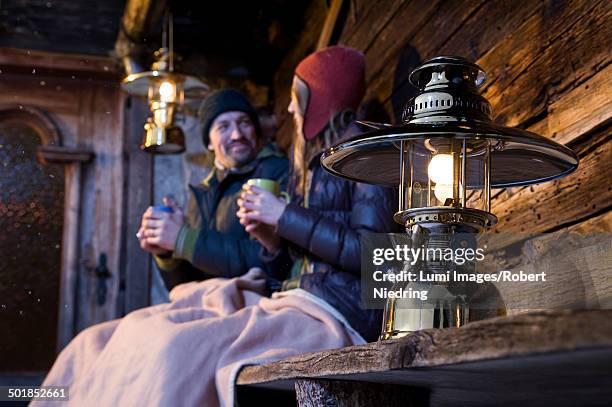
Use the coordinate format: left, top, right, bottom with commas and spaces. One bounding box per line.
32, 269, 364, 407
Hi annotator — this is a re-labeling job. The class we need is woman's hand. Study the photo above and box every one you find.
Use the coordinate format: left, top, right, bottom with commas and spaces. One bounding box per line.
236, 185, 287, 253
237, 185, 287, 227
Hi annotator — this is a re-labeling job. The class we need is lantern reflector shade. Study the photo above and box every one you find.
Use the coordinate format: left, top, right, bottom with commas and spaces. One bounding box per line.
321, 120, 578, 188
121, 71, 209, 101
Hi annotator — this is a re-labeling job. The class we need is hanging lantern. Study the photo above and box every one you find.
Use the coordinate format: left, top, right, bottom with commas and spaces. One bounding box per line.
121, 13, 208, 154
321, 56, 578, 340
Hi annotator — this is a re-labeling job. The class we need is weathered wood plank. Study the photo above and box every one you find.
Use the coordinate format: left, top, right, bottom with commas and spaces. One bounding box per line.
339, 0, 405, 53
253, 347, 612, 406
477, 66, 610, 233
479, 0, 608, 101
114, 0, 166, 59
76, 84, 125, 331
317, 0, 346, 50
56, 163, 81, 351
337, 0, 386, 47
92, 85, 124, 323
76, 84, 97, 332
273, 0, 327, 150
363, 0, 449, 106
0, 74, 86, 116
546, 64, 612, 145
364, 0, 542, 120
238, 309, 612, 385
516, 64, 611, 155
122, 98, 152, 313
0, 47, 118, 77
482, 211, 612, 312
369, 0, 608, 130
37, 145, 94, 164
487, 0, 611, 128
438, 0, 544, 61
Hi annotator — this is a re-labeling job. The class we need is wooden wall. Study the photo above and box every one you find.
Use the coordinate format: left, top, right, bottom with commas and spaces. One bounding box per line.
272, 0, 328, 151
0, 49, 126, 347
0, 48, 211, 349
273, 0, 611, 309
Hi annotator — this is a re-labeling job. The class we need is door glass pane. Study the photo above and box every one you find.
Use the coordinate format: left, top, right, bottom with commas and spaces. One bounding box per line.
0, 122, 63, 371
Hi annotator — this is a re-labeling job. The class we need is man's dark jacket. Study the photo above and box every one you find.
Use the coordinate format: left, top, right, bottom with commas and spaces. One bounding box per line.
155, 144, 289, 289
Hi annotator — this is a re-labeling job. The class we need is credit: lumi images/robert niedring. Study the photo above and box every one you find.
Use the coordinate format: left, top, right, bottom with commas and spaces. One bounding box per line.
372, 269, 548, 285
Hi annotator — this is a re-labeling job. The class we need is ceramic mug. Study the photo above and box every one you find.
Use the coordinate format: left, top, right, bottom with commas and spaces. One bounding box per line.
153, 205, 174, 213
245, 178, 290, 201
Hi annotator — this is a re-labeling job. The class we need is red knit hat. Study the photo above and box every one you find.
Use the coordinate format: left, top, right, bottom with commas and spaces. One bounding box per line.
295, 46, 365, 140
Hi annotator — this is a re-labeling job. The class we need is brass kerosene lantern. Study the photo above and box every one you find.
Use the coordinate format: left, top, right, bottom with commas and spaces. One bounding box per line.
321, 56, 579, 340
121, 13, 208, 154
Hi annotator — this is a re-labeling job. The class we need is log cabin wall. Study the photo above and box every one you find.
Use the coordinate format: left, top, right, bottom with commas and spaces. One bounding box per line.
272, 0, 328, 152
273, 0, 611, 308
0, 48, 126, 349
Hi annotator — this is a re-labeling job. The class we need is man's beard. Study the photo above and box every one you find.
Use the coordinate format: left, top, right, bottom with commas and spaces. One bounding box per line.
223, 140, 256, 168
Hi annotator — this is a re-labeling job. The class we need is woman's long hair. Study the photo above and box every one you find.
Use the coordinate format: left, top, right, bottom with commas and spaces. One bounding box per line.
292, 108, 356, 198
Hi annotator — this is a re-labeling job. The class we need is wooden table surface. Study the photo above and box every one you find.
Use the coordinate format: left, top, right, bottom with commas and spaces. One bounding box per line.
237, 310, 612, 406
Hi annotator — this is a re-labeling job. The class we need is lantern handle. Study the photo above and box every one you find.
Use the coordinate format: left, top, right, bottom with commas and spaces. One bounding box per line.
161, 10, 174, 72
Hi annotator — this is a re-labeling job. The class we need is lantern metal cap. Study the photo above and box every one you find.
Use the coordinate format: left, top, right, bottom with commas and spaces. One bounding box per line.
408, 55, 486, 89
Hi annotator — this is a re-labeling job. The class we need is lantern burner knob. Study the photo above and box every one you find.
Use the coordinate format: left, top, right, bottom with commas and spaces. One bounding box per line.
403, 56, 492, 123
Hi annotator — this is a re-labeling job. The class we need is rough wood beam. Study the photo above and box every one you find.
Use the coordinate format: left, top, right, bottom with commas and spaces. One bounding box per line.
37, 146, 94, 164
316, 0, 347, 50
0, 47, 118, 78
272, 0, 328, 151
114, 0, 167, 60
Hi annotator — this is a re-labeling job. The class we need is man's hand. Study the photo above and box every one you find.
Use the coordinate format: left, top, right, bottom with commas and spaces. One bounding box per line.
138, 197, 185, 253
137, 226, 169, 255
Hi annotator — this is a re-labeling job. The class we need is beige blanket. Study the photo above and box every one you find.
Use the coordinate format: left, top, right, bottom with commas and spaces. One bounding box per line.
32, 269, 364, 407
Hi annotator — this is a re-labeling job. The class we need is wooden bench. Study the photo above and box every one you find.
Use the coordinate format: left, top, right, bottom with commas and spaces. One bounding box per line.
236, 310, 612, 406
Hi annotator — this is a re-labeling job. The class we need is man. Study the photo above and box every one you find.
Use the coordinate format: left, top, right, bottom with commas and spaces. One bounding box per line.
138, 89, 289, 289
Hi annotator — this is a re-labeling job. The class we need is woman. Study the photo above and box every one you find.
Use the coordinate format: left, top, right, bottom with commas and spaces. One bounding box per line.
237, 46, 398, 342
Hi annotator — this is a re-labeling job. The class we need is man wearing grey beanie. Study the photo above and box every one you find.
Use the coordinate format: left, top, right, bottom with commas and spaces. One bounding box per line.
138, 89, 290, 288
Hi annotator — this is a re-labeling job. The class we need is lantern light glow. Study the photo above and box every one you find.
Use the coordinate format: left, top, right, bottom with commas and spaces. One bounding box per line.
427, 153, 454, 185
158, 80, 177, 103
